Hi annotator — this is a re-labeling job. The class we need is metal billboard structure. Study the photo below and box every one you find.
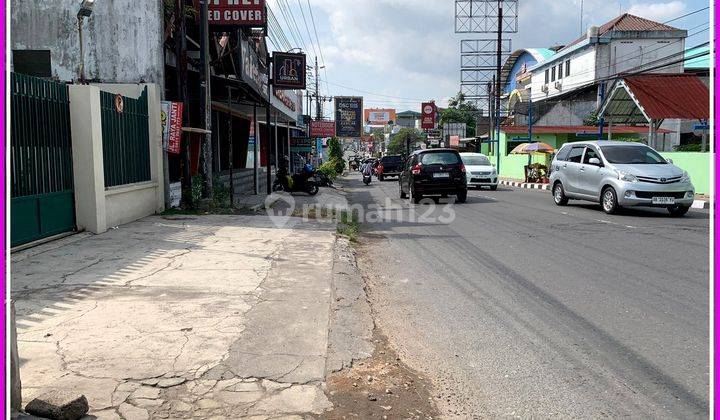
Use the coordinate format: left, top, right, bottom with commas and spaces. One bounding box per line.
455, 0, 518, 162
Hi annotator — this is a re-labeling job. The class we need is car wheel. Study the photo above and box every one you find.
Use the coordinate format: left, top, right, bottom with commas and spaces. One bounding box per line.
456, 189, 467, 203
668, 204, 690, 217
399, 181, 407, 199
490, 185, 498, 191
378, 175, 384, 181
601, 187, 619, 214
553, 183, 569, 206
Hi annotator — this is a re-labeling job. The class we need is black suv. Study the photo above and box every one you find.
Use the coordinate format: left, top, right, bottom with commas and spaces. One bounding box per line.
399, 149, 467, 203
376, 155, 404, 181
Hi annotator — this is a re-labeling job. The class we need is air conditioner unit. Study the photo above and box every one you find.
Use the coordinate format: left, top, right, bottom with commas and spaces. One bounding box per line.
554, 81, 563, 90
541, 84, 549, 93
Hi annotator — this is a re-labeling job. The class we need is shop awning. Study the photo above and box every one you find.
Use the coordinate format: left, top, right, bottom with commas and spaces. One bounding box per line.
501, 125, 670, 134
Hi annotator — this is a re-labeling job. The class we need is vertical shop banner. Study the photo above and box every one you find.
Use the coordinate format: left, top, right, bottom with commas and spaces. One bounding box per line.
421, 102, 436, 129
246, 117, 256, 169
335, 97, 363, 138
161, 101, 184, 154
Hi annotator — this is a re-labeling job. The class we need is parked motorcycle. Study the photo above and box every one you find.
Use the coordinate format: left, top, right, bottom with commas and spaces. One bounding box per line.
315, 171, 334, 188
363, 174, 372, 185
273, 163, 320, 195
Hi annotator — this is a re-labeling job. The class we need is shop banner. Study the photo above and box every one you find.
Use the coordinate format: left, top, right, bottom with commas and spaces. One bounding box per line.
195, 0, 266, 28
240, 34, 269, 100
309, 121, 335, 138
246, 117, 256, 169
421, 102, 436, 129
161, 101, 183, 154
335, 97, 363, 138
272, 52, 306, 90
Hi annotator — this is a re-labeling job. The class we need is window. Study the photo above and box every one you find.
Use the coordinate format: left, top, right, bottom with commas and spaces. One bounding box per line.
545, 69, 549, 84
600, 145, 667, 164
555, 145, 571, 161
558, 62, 563, 79
582, 148, 600, 164
462, 155, 491, 166
551, 66, 556, 82
565, 60, 571, 76
566, 147, 585, 163
420, 152, 460, 165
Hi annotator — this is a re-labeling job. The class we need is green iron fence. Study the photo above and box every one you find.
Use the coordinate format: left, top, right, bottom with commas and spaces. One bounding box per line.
100, 88, 151, 187
11, 72, 76, 246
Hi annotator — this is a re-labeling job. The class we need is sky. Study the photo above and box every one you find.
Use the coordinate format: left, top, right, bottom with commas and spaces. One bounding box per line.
266, 0, 711, 114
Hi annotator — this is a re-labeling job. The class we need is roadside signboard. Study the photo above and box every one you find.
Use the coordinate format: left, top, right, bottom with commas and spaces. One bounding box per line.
195, 0, 267, 28
161, 101, 183, 154
272, 52, 306, 90
309, 120, 336, 137
335, 97, 364, 138
449, 135, 460, 147
364, 108, 396, 125
421, 102, 436, 129
290, 137, 313, 152
239, 34, 268, 100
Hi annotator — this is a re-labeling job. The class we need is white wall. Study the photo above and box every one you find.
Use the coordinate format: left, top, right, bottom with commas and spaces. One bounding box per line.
530, 47, 597, 101
11, 0, 164, 84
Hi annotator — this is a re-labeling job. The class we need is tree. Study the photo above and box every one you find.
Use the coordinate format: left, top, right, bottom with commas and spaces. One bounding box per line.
440, 92, 479, 137
387, 128, 422, 155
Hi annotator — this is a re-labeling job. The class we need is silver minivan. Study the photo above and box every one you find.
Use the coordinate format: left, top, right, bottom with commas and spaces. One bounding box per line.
549, 141, 695, 216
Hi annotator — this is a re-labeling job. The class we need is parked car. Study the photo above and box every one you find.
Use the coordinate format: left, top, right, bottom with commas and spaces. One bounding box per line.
399, 149, 468, 204
376, 155, 404, 181
460, 152, 498, 190
549, 141, 695, 216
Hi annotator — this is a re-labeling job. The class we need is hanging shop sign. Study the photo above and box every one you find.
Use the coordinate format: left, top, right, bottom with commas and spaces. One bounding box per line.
161, 101, 184, 154
239, 34, 269, 100
290, 136, 313, 153
421, 102, 436, 129
195, 0, 266, 28
335, 96, 364, 138
272, 52, 306, 90
309, 120, 335, 137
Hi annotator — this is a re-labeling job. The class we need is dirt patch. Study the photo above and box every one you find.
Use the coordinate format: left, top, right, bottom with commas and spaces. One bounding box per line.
321, 328, 439, 420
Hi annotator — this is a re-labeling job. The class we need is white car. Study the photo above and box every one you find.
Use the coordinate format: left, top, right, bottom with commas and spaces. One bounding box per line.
460, 152, 498, 190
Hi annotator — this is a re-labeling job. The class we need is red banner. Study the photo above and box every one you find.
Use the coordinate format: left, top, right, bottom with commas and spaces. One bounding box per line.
161, 101, 184, 154
196, 0, 266, 27
421, 102, 436, 129
309, 121, 336, 138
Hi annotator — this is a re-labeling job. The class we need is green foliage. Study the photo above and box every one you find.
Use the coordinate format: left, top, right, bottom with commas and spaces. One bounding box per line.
327, 137, 346, 173
583, 111, 599, 126
191, 175, 203, 205
319, 160, 340, 180
674, 143, 702, 152
212, 176, 231, 208
387, 128, 422, 155
440, 92, 479, 137
337, 210, 359, 242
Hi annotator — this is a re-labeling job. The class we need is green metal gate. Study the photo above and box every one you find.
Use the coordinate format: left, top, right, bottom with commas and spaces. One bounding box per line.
100, 88, 151, 187
11, 73, 75, 247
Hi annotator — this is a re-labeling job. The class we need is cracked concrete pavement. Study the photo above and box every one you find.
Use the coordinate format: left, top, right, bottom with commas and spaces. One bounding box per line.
12, 209, 373, 419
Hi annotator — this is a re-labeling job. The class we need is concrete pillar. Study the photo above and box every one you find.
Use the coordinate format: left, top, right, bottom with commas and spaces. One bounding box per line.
69, 85, 107, 234
10, 301, 22, 411
144, 84, 166, 214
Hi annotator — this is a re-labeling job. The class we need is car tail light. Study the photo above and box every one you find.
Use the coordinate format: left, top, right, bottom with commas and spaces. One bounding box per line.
411, 164, 422, 175
459, 164, 466, 173
377, 165, 384, 173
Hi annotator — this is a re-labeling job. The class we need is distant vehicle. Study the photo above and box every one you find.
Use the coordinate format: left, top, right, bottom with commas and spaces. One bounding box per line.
376, 155, 404, 181
549, 141, 695, 216
460, 152, 498, 190
399, 149, 467, 204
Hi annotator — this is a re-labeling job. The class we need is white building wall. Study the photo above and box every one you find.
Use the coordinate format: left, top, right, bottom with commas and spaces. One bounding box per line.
530, 47, 597, 101
11, 0, 164, 85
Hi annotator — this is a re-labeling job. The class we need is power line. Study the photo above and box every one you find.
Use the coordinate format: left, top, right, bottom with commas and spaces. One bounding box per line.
306, 0, 329, 94
296, 0, 319, 63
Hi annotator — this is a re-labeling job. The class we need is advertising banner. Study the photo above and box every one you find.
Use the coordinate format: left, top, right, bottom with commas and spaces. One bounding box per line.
335, 96, 363, 138
195, 0, 266, 28
364, 108, 396, 125
161, 101, 183, 154
449, 135, 460, 147
240, 35, 269, 100
309, 121, 335, 137
272, 52, 306, 90
290, 137, 313, 152
246, 117, 256, 169
421, 102, 436, 129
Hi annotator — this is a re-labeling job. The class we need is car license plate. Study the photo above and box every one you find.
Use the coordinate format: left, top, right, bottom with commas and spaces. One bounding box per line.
652, 196, 675, 205
433, 172, 450, 179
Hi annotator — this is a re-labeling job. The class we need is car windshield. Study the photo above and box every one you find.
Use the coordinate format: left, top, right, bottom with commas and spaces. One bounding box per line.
382, 156, 403, 163
462, 155, 491, 166
600, 145, 667, 164
421, 152, 460, 165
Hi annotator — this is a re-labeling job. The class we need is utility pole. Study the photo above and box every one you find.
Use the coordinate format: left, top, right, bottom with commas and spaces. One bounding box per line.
199, 0, 213, 200
175, 0, 192, 208
226, 86, 236, 206
495, 0, 503, 173
315, 56, 321, 120
489, 76, 495, 157
266, 54, 272, 195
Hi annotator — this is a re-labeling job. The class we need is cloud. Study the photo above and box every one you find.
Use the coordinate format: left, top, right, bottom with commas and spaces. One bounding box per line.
627, 1, 687, 22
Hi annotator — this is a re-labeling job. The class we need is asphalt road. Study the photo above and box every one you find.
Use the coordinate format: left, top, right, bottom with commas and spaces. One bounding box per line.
343, 172, 709, 418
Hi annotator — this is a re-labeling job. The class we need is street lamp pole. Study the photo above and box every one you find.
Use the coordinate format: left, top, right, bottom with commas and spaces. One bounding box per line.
76, 0, 96, 82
